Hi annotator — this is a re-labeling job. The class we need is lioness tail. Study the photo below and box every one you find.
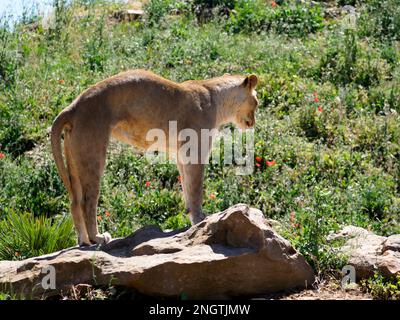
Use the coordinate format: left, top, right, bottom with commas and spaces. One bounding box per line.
51, 108, 73, 195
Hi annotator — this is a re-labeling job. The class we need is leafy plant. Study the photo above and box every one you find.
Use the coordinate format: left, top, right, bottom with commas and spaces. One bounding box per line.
361, 273, 400, 300
0, 211, 75, 260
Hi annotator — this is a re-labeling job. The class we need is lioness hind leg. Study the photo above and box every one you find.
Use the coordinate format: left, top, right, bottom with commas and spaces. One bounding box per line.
70, 129, 111, 245
81, 175, 111, 245
64, 130, 91, 246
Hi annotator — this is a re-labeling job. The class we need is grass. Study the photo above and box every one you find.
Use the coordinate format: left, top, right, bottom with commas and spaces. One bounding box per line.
0, 0, 399, 299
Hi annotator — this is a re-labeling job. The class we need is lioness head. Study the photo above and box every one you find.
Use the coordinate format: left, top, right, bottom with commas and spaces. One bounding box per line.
234, 74, 259, 129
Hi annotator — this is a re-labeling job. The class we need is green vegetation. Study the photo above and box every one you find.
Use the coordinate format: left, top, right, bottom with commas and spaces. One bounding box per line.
0, 211, 75, 259
361, 273, 400, 300
0, 0, 399, 299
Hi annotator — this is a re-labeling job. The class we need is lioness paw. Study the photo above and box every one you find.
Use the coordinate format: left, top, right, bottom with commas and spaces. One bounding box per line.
93, 232, 112, 245
189, 212, 206, 225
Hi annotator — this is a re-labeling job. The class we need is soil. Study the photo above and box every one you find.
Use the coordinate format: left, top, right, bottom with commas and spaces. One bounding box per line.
253, 278, 372, 300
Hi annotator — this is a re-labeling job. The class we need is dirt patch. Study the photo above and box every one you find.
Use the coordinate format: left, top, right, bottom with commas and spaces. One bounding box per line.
253, 278, 372, 300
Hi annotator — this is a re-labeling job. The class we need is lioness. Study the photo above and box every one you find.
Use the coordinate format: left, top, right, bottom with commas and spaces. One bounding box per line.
51, 70, 259, 246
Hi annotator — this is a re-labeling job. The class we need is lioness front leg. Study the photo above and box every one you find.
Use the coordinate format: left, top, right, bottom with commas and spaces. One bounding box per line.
180, 163, 206, 225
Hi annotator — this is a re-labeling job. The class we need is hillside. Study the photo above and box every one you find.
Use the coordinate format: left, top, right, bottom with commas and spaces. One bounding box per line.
0, 0, 399, 299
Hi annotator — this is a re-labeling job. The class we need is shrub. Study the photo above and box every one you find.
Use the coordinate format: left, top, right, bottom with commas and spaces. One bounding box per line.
46, 0, 72, 43
361, 273, 400, 300
82, 16, 107, 72
358, 0, 400, 41
0, 115, 36, 157
358, 172, 394, 220
317, 29, 390, 88
193, 0, 236, 8
0, 18, 19, 88
282, 186, 348, 274
226, 0, 324, 37
144, 0, 189, 26
0, 151, 68, 217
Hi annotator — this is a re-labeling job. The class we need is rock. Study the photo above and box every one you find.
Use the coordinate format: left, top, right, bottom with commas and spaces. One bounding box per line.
328, 226, 400, 280
324, 4, 357, 19
23, 22, 39, 33
342, 5, 356, 14
324, 7, 341, 19
0, 204, 315, 299
265, 218, 282, 229
383, 235, 400, 252
111, 9, 144, 22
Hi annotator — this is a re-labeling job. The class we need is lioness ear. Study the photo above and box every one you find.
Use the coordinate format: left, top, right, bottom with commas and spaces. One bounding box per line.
243, 74, 258, 90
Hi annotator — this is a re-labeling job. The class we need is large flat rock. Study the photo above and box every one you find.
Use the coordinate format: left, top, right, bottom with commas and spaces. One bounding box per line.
0, 204, 315, 299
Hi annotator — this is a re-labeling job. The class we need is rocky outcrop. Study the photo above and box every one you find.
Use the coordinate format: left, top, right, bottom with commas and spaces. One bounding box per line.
110, 9, 144, 22
328, 226, 400, 280
0, 204, 315, 299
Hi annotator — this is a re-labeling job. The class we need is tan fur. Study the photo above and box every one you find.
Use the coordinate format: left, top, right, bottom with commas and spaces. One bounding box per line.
51, 69, 259, 246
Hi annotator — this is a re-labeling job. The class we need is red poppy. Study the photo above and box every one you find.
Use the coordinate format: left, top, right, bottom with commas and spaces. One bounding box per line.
58, 79, 65, 85
97, 215, 103, 221
0, 153, 5, 159
105, 211, 111, 218
255, 156, 262, 162
266, 160, 276, 167
145, 181, 151, 188
177, 175, 183, 183
317, 106, 323, 112
255, 163, 261, 167
314, 97, 319, 102
209, 193, 216, 200
271, 1, 277, 7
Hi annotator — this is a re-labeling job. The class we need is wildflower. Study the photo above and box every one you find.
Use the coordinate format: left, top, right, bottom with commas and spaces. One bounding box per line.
271, 1, 277, 7
266, 160, 276, 167
255, 156, 262, 162
58, 79, 65, 85
105, 211, 111, 218
314, 97, 319, 103
0, 152, 5, 159
97, 215, 103, 221
317, 106, 323, 112
289, 213, 300, 228
209, 193, 216, 200
255, 163, 261, 168
145, 181, 151, 188
177, 175, 183, 183
313, 91, 318, 97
